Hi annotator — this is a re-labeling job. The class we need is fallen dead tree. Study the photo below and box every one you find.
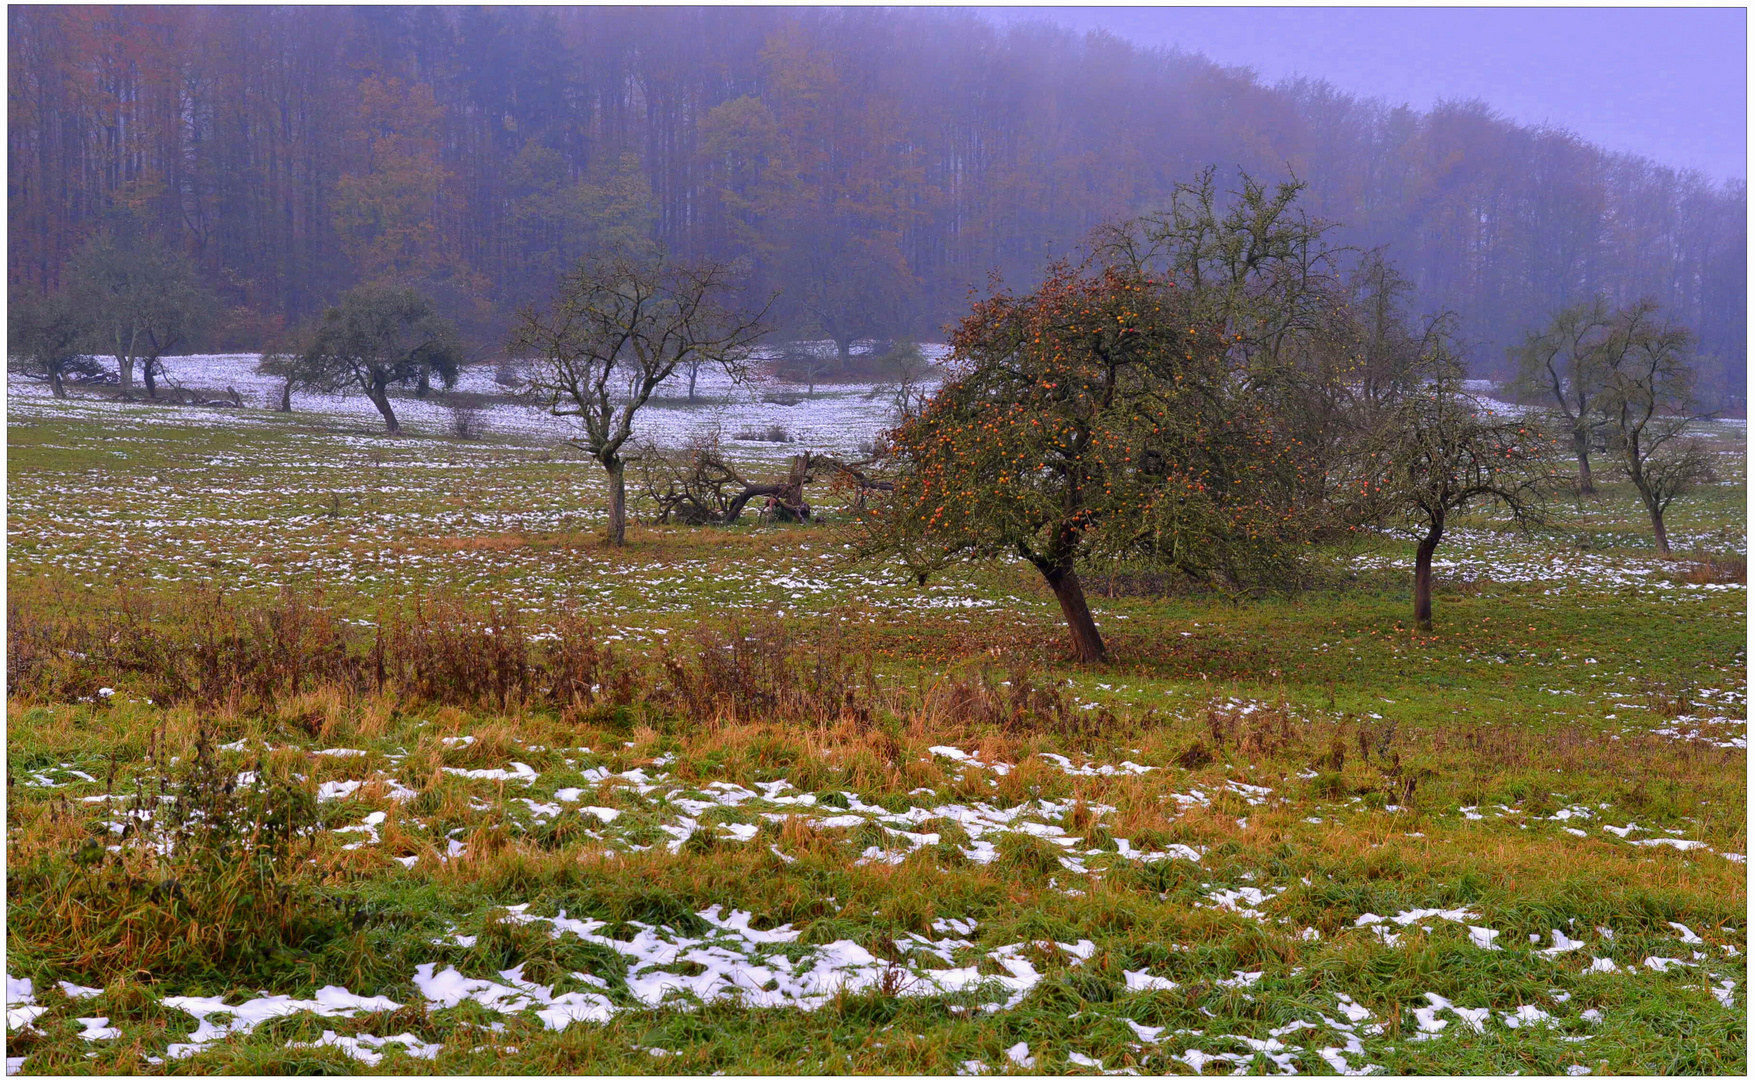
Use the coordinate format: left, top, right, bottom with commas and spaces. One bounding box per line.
634, 438, 892, 525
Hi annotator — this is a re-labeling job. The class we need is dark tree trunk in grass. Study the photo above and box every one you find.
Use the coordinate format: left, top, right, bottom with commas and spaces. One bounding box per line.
1648, 504, 1669, 555
369, 377, 401, 434
605, 456, 628, 546
48, 368, 65, 399
1631, 476, 1673, 554
142, 358, 158, 400
279, 378, 293, 412
1414, 520, 1443, 631
1573, 432, 1595, 495
1041, 560, 1106, 663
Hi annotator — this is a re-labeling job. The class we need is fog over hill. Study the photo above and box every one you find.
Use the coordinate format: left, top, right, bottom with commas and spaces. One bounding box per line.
8, 6, 1745, 405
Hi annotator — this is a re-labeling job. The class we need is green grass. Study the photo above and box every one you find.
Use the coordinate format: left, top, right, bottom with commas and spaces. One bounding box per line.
5, 402, 1745, 1075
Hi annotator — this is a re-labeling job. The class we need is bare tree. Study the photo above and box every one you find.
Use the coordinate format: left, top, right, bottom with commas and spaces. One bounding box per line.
1511, 297, 1614, 494
1598, 301, 1710, 554
773, 341, 833, 396
1366, 376, 1557, 630
256, 327, 317, 413
513, 255, 770, 546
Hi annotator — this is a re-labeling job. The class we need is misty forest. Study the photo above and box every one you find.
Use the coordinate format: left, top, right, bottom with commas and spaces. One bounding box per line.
5, 6, 1746, 1077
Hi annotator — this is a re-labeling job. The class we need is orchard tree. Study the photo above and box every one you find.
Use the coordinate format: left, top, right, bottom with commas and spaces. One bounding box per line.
66, 225, 212, 400
513, 255, 771, 546
9, 287, 93, 398
302, 284, 463, 433
256, 330, 317, 413
864, 262, 1314, 663
1598, 301, 1710, 554
1100, 170, 1377, 513
1511, 297, 1613, 494
1366, 374, 1557, 630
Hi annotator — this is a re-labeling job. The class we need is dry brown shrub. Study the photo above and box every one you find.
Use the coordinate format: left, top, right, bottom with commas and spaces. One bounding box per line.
1203, 696, 1299, 759
656, 616, 875, 728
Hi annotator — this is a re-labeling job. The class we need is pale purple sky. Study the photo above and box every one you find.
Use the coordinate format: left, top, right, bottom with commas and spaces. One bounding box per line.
984, 6, 1747, 184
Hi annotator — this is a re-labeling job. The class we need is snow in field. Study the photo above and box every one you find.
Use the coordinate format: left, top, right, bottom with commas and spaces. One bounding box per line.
8, 350, 940, 462
6, 872, 1726, 1074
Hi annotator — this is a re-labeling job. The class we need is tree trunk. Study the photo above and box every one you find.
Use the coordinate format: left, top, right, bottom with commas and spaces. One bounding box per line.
49, 367, 65, 399
1627, 457, 1670, 555
1573, 431, 1595, 495
836, 337, 852, 371
1040, 561, 1106, 663
368, 379, 400, 434
1647, 500, 1671, 555
687, 365, 699, 402
1414, 521, 1442, 631
725, 483, 783, 524
605, 456, 627, 546
142, 357, 158, 400
115, 325, 138, 399
416, 368, 430, 399
279, 378, 293, 412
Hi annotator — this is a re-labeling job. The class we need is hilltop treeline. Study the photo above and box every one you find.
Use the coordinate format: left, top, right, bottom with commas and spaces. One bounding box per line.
7, 6, 1745, 403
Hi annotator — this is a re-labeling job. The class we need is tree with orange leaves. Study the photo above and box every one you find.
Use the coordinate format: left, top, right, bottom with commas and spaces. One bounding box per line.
862, 260, 1314, 664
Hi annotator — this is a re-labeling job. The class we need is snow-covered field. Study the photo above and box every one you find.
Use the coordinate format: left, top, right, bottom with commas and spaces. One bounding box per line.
6, 350, 940, 463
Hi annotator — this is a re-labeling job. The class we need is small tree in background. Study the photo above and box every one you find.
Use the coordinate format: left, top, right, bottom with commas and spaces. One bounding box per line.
1511, 297, 1614, 494
512, 255, 770, 546
1597, 301, 1711, 554
1366, 374, 1557, 630
256, 338, 314, 413
301, 284, 463, 433
9, 287, 94, 399
66, 224, 213, 400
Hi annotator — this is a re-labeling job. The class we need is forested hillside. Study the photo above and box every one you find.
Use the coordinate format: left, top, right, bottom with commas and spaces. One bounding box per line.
8, 6, 1745, 404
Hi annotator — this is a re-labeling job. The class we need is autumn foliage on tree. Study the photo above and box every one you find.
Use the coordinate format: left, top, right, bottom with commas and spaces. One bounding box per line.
865, 262, 1313, 663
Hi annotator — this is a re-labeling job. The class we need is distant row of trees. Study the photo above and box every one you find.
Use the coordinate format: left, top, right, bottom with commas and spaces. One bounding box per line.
6, 222, 466, 435
8, 6, 1744, 403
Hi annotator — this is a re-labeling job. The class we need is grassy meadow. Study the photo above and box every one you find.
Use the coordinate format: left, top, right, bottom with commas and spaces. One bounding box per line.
4, 385, 1746, 1076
